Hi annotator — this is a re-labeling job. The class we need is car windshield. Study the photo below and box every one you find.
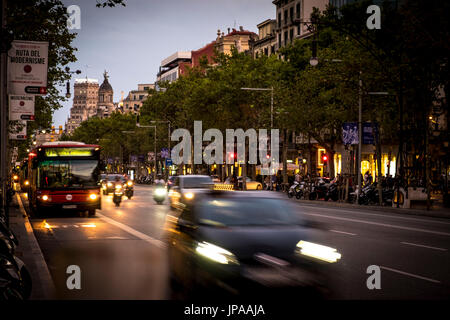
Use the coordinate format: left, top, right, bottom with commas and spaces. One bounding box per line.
183, 177, 213, 188
37, 160, 100, 189
106, 174, 126, 182
196, 198, 300, 227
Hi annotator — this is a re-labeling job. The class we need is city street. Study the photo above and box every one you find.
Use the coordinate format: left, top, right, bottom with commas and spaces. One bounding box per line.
19, 185, 450, 300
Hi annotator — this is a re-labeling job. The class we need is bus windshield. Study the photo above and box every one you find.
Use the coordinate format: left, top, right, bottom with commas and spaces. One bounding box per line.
37, 159, 100, 189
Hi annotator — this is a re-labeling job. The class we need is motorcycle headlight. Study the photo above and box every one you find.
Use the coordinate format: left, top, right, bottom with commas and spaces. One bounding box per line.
296, 240, 342, 263
24, 180, 29, 186
127, 181, 133, 187
154, 188, 166, 196
195, 241, 239, 265
107, 182, 113, 187
115, 184, 122, 190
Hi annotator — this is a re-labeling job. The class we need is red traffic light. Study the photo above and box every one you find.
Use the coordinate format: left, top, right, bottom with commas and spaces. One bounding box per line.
322, 155, 328, 162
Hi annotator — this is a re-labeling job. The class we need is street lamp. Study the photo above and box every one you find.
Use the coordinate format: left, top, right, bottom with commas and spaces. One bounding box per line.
135, 123, 157, 182
150, 120, 171, 178
64, 68, 82, 99
241, 87, 274, 191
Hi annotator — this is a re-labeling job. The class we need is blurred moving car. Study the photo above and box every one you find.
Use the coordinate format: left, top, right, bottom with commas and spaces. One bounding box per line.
101, 174, 127, 195
210, 175, 221, 183
168, 175, 213, 210
165, 191, 340, 300
224, 176, 262, 190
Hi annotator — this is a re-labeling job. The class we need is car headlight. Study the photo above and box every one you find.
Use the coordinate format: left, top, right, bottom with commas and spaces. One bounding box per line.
127, 181, 133, 186
296, 240, 342, 263
115, 184, 122, 190
184, 192, 194, 200
154, 188, 166, 196
195, 241, 239, 265
89, 193, 97, 200
107, 182, 113, 187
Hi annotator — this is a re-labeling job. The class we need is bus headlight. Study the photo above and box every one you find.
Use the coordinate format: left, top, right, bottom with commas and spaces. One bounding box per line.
89, 194, 97, 200
42, 195, 50, 201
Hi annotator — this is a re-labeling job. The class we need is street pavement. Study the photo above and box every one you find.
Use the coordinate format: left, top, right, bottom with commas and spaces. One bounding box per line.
19, 185, 450, 300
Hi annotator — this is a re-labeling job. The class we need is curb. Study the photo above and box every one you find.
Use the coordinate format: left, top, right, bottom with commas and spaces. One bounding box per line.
16, 194, 56, 299
293, 198, 450, 219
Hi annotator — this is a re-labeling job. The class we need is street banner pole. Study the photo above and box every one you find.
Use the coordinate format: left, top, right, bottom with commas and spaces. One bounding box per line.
0, 0, 8, 225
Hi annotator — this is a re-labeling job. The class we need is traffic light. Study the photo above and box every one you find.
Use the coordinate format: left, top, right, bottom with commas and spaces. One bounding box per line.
322, 154, 328, 164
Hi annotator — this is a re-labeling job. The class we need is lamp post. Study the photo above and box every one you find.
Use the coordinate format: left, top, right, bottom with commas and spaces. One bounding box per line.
136, 123, 157, 182
240, 87, 274, 191
150, 120, 171, 178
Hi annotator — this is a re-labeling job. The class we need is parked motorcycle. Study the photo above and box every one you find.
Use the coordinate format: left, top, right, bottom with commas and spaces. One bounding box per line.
287, 181, 300, 198
113, 183, 123, 207
324, 182, 339, 201
0, 217, 32, 300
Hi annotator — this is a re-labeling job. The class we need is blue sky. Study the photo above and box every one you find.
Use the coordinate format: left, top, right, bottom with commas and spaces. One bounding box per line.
54, 0, 275, 128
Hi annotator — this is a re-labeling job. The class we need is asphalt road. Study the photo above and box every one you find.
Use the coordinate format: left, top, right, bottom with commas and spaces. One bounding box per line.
20, 185, 450, 300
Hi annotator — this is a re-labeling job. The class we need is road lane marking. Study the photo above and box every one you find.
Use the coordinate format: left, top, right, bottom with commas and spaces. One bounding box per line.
380, 266, 441, 284
297, 203, 450, 225
400, 242, 447, 251
330, 230, 357, 236
97, 212, 167, 249
303, 212, 450, 237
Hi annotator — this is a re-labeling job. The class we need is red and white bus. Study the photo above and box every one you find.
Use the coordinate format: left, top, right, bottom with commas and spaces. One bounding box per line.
27, 141, 102, 217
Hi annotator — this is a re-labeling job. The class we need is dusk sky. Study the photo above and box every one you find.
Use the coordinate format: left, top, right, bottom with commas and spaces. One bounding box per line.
54, 0, 275, 128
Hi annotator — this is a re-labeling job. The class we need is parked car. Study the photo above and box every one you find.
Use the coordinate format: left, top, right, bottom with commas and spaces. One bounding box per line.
225, 176, 262, 190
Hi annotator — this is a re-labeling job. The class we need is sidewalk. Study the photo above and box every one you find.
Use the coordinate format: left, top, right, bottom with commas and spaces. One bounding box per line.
7, 193, 55, 299
292, 197, 450, 219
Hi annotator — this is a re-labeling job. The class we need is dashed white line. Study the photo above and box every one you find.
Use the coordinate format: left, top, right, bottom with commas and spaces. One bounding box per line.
330, 230, 357, 236
303, 212, 450, 236
401, 242, 447, 252
380, 266, 441, 284
97, 212, 167, 249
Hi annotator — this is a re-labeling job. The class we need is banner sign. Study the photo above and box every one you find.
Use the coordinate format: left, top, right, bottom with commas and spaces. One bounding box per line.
9, 95, 35, 120
342, 122, 358, 145
160, 148, 169, 159
362, 122, 379, 145
342, 122, 379, 145
9, 120, 27, 140
7, 40, 49, 95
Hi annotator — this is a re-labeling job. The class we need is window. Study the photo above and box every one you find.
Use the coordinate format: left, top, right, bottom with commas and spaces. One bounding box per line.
278, 12, 281, 27
290, 29, 294, 42
296, 2, 300, 19
284, 10, 288, 24
290, 7, 293, 20
284, 31, 288, 43
278, 33, 282, 45
264, 47, 268, 56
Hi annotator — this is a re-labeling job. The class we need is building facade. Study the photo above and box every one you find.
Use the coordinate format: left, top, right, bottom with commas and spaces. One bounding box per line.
66, 78, 99, 134
253, 19, 277, 58
157, 51, 192, 83
97, 71, 115, 118
123, 83, 155, 114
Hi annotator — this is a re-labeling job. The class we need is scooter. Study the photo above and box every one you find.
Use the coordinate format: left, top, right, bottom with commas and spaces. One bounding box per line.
324, 182, 339, 202
287, 181, 300, 198
124, 181, 134, 199
113, 183, 123, 207
153, 184, 167, 205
